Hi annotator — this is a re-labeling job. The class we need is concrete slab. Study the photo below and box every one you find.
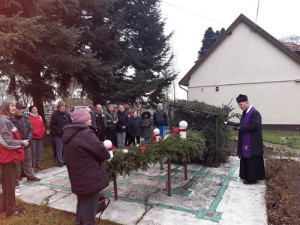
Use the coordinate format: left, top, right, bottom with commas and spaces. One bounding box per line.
101, 200, 147, 225
139, 207, 217, 225
12, 156, 267, 225
49, 193, 77, 212
217, 178, 267, 225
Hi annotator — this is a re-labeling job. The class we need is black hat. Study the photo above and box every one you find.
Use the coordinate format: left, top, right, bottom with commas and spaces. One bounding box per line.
16, 102, 27, 109
236, 94, 248, 103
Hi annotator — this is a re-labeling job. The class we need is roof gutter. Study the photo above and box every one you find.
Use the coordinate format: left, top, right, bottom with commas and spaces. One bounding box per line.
179, 84, 188, 100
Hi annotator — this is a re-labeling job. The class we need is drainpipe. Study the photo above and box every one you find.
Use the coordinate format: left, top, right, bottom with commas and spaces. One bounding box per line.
179, 84, 188, 100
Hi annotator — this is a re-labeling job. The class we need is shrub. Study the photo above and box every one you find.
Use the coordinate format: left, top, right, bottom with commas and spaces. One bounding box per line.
168, 100, 234, 166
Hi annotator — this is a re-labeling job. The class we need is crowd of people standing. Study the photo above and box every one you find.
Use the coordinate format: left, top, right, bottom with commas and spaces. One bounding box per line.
75, 102, 168, 150
0, 98, 168, 221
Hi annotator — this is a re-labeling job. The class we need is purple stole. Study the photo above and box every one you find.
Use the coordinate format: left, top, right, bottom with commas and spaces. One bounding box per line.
241, 106, 255, 158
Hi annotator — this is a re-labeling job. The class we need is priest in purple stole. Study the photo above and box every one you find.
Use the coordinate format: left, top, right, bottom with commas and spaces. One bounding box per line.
234, 94, 265, 184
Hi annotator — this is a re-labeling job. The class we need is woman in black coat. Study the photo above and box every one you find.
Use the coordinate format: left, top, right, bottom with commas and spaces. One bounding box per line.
129, 112, 142, 146
140, 111, 152, 142
62, 109, 110, 225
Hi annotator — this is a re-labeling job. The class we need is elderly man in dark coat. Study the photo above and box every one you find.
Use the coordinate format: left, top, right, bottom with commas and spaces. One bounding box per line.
116, 105, 129, 148
233, 94, 265, 184
12, 103, 40, 182
91, 104, 107, 142
105, 104, 118, 147
62, 109, 110, 225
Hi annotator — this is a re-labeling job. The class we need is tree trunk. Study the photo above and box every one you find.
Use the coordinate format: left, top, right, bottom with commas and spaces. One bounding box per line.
32, 94, 45, 124
30, 72, 46, 125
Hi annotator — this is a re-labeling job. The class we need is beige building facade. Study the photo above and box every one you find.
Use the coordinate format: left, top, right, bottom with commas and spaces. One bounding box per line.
179, 14, 300, 127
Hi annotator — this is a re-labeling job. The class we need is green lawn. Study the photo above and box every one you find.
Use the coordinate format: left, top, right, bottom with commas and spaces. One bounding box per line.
262, 130, 300, 149
38, 135, 57, 169
231, 130, 300, 149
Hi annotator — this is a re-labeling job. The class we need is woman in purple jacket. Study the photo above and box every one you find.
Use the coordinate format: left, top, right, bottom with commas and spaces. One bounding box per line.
62, 109, 110, 225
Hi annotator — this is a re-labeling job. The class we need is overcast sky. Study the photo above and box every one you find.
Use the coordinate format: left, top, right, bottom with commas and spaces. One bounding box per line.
160, 0, 300, 100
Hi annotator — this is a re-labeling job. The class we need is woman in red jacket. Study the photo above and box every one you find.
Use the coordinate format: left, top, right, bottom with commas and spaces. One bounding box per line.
28, 106, 46, 169
0, 99, 29, 216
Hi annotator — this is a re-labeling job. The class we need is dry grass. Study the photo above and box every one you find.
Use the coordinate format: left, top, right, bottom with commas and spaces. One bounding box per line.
265, 157, 300, 225
0, 198, 121, 225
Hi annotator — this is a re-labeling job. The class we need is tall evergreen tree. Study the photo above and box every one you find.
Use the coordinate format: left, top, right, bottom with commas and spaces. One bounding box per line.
0, 0, 104, 119
197, 27, 225, 59
114, 0, 176, 105
0, 0, 176, 110
113, 0, 176, 105
73, 0, 122, 105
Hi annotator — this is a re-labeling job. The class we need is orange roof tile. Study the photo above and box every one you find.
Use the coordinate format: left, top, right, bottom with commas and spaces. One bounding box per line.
283, 42, 300, 52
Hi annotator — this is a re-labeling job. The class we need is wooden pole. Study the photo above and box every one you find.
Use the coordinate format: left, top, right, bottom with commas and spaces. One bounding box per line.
113, 174, 118, 200
184, 161, 188, 180
167, 158, 172, 196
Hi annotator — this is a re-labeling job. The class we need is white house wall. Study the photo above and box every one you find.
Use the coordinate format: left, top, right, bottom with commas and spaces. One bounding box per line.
188, 81, 300, 124
187, 22, 300, 125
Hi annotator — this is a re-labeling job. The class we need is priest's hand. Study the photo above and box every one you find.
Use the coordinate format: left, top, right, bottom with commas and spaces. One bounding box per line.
233, 126, 240, 130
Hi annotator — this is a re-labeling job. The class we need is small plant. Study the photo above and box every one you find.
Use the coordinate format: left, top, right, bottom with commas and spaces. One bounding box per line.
275, 136, 299, 158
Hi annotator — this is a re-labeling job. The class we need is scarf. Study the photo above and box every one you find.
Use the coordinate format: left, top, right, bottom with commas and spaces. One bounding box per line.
30, 112, 38, 117
241, 106, 255, 158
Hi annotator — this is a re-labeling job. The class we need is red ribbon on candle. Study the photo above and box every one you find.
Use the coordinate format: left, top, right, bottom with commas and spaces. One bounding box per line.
140, 146, 148, 152
108, 145, 115, 151
173, 127, 180, 137
179, 128, 187, 132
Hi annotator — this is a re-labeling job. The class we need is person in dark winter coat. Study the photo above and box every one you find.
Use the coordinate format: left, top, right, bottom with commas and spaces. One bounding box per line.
12, 103, 40, 182
0, 99, 29, 217
105, 104, 118, 147
62, 108, 110, 225
50, 100, 72, 167
141, 111, 152, 142
129, 112, 141, 146
91, 104, 107, 142
125, 108, 133, 146
234, 94, 265, 184
116, 105, 129, 148
153, 103, 168, 138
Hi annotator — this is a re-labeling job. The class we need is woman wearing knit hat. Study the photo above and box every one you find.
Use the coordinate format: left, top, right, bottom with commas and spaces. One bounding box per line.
62, 108, 110, 225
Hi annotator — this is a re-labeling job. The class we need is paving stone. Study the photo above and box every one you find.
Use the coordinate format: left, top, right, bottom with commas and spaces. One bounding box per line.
12, 156, 267, 225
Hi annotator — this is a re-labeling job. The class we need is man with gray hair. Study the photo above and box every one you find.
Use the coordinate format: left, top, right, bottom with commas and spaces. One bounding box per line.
153, 103, 168, 138
105, 104, 118, 146
116, 105, 129, 148
91, 104, 107, 141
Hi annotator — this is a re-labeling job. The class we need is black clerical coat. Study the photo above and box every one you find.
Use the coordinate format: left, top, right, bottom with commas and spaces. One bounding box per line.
237, 108, 264, 157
